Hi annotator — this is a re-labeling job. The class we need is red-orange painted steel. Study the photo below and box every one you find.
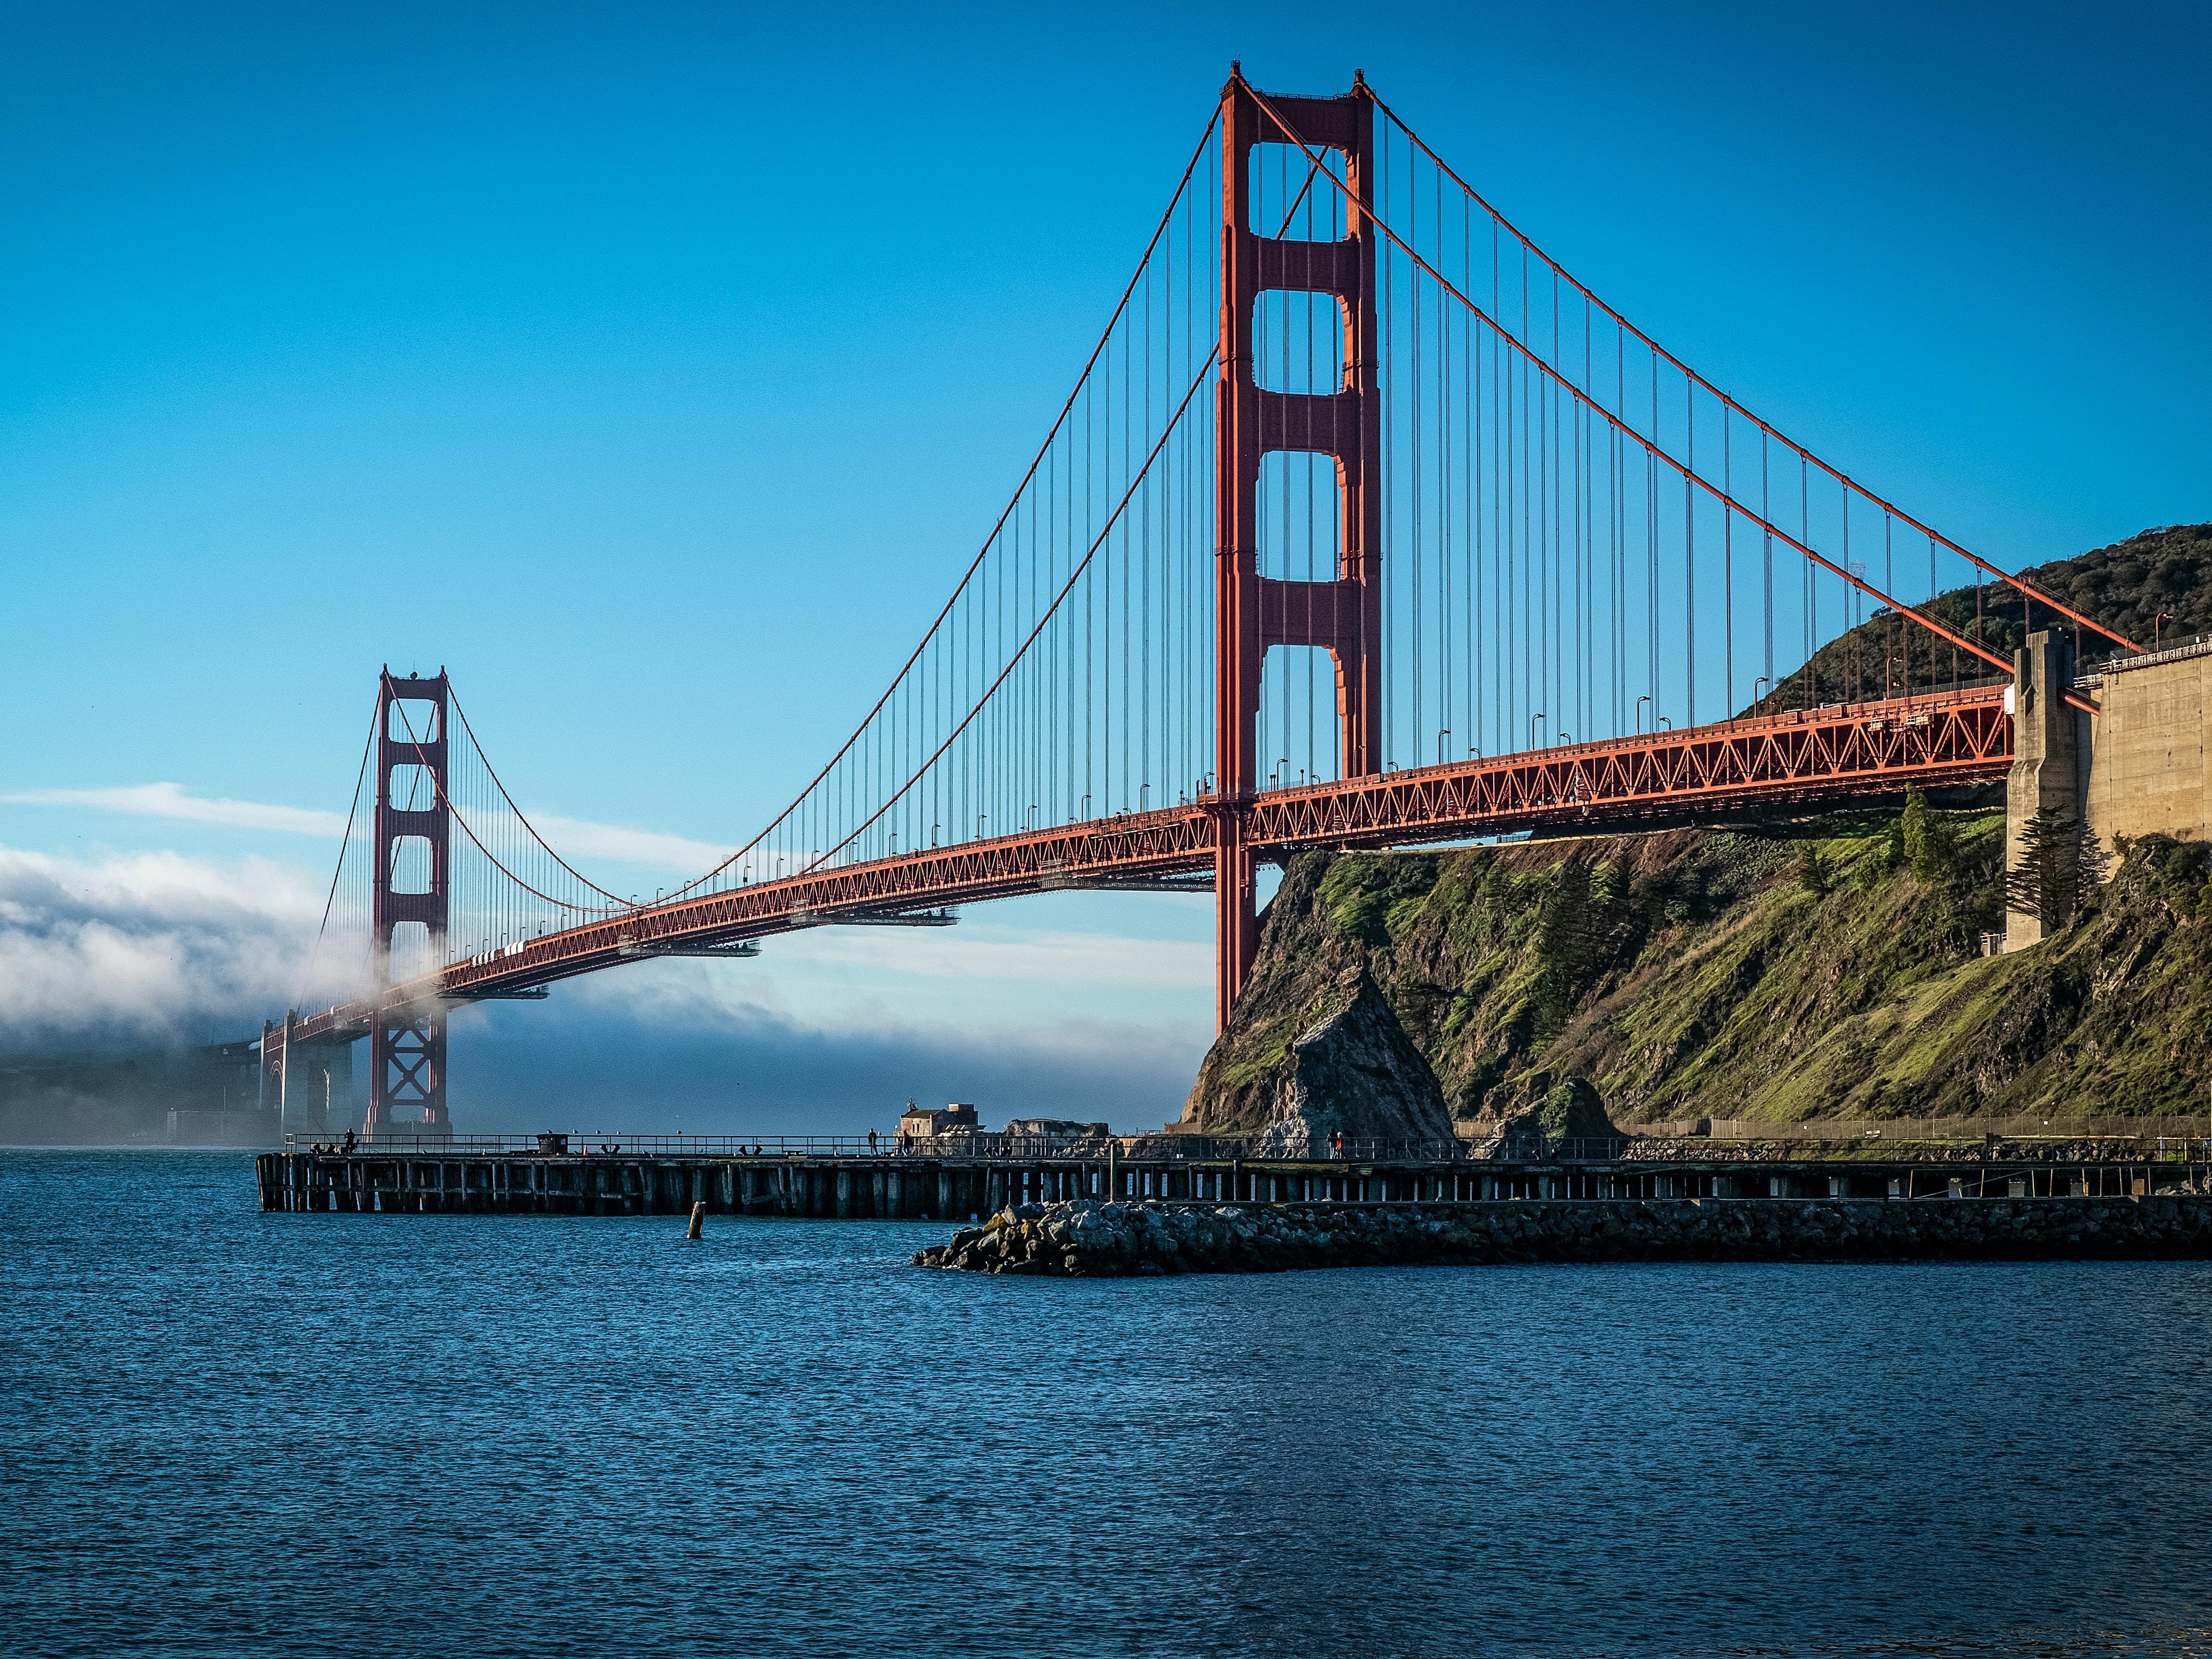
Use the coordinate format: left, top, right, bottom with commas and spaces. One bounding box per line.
368, 670, 450, 1130
285, 688, 2010, 1049
1215, 72, 1383, 1031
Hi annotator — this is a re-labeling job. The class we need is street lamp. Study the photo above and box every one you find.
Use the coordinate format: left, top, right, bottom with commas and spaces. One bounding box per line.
1530, 713, 1546, 751
1438, 728, 1451, 766
2156, 610, 2175, 648
1635, 694, 1652, 733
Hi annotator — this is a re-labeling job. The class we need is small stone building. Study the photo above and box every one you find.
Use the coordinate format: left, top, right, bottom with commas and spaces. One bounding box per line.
898, 1103, 979, 1138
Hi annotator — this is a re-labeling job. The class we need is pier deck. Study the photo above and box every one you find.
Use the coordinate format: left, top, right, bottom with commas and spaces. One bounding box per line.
255, 1141, 2205, 1218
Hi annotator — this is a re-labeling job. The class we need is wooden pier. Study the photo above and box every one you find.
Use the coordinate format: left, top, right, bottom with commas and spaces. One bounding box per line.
255, 1142, 2197, 1218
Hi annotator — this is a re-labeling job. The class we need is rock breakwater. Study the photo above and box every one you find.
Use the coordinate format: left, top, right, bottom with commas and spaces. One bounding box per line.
911, 1196, 2212, 1276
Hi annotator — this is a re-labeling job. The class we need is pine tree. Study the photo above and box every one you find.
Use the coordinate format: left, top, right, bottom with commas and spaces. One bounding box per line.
2005, 806, 2100, 929
1901, 787, 1957, 880
1796, 844, 1832, 895
1534, 859, 1595, 1032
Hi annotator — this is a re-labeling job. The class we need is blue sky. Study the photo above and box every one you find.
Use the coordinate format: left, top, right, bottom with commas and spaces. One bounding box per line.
3, 1, 2206, 1130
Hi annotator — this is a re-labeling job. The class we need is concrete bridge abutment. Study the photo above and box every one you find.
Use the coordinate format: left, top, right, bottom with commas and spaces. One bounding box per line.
2082, 637, 2212, 858
2006, 628, 2212, 950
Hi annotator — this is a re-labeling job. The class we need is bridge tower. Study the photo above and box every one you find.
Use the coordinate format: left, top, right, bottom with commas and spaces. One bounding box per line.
367, 669, 451, 1137
1214, 70, 1383, 1029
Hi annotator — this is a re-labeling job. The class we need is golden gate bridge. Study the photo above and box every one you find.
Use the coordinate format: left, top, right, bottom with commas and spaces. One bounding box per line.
261, 70, 2138, 1135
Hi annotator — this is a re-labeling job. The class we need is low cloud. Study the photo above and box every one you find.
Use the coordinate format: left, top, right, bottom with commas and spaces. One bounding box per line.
0, 845, 321, 1053
0, 842, 1209, 1134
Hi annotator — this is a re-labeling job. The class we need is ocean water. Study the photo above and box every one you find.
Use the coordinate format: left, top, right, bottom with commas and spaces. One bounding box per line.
4, 1151, 2210, 1659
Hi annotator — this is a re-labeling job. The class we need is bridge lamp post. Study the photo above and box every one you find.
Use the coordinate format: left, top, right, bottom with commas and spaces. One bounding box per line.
977, 813, 988, 841
1530, 714, 1545, 753
1658, 716, 1673, 731
1753, 676, 1770, 710
2156, 610, 2174, 648
1437, 728, 1449, 766
1635, 695, 1652, 734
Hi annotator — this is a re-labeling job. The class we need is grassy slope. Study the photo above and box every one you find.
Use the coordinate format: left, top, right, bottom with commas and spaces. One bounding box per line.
1193, 525, 2212, 1126
1277, 813, 2212, 1125
1745, 521, 2211, 713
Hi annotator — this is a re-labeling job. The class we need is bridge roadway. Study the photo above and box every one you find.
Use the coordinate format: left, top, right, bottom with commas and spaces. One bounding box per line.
285, 683, 2010, 1047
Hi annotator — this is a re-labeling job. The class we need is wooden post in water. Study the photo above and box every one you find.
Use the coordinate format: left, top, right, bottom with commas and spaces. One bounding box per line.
686, 1201, 704, 1240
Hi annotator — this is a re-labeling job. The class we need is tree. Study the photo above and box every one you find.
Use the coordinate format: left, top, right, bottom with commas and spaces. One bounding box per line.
1534, 859, 1596, 1033
2005, 806, 2105, 930
1796, 844, 1832, 896
1901, 787, 1958, 880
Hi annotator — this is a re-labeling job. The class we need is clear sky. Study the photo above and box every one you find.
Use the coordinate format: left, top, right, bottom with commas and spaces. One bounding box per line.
3, 0, 2206, 1131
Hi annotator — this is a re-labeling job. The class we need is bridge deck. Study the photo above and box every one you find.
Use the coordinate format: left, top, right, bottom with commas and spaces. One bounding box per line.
282, 684, 2011, 1049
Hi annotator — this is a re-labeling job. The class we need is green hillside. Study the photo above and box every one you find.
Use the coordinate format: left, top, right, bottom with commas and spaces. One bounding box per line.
1746, 521, 2211, 714
1184, 522, 2212, 1133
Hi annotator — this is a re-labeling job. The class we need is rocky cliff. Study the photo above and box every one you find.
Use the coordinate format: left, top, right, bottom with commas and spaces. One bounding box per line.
1181, 814, 2212, 1132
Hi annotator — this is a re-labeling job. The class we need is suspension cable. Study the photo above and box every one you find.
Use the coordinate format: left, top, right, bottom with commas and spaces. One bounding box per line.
1243, 81, 2051, 692
805, 349, 1220, 873
447, 689, 632, 906
295, 697, 378, 1005
387, 693, 626, 920
1355, 81, 2142, 653
646, 107, 1227, 908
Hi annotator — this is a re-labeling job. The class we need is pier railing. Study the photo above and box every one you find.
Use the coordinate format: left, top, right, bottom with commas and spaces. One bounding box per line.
285, 1131, 1487, 1162
287, 1132, 1065, 1157
1625, 1116, 2212, 1144
284, 1128, 2212, 1165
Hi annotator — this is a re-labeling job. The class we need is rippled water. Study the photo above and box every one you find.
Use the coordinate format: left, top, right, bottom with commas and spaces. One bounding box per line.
5, 1150, 2211, 1658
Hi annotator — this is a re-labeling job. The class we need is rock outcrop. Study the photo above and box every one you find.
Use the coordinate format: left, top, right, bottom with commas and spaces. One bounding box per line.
1180, 926, 1456, 1153
914, 1196, 2212, 1277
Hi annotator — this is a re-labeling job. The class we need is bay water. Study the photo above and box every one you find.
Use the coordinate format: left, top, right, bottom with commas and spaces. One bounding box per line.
5, 1150, 2209, 1657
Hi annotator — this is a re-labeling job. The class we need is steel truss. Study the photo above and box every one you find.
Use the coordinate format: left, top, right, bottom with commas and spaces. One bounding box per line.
280, 686, 2009, 1049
